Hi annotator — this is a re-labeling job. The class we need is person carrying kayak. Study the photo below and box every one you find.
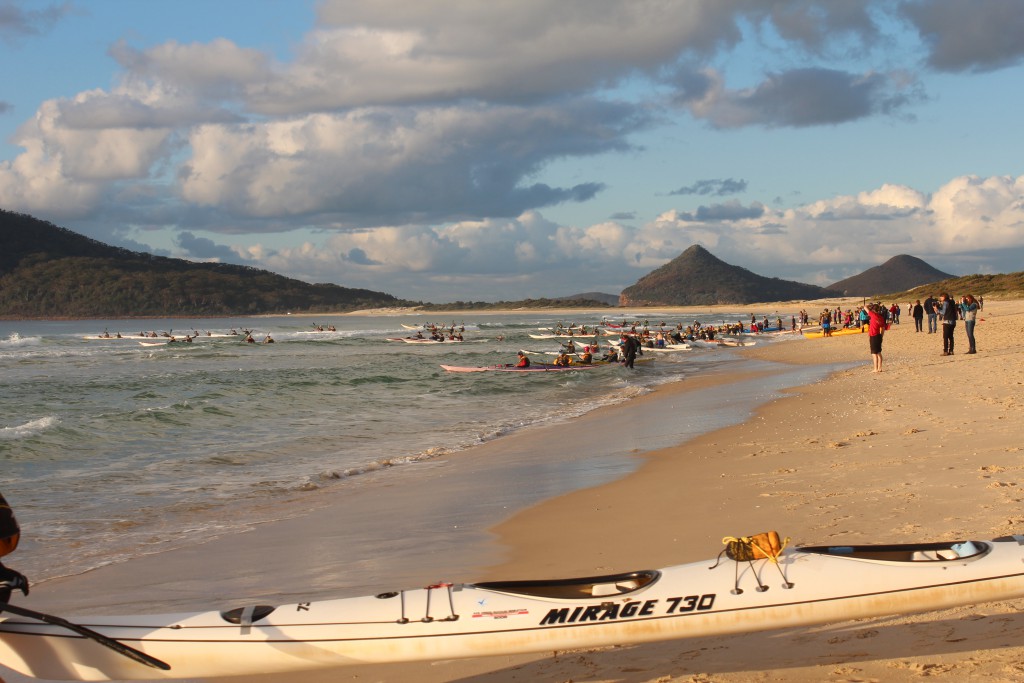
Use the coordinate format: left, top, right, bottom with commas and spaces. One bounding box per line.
0, 491, 30, 603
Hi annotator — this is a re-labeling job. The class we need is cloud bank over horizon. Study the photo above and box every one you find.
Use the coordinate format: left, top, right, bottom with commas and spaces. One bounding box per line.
1, 0, 1022, 301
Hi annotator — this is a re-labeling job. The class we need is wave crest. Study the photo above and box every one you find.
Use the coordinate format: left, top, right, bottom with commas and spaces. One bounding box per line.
0, 416, 59, 440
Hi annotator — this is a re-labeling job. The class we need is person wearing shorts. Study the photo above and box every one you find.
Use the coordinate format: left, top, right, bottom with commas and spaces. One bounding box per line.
867, 304, 886, 372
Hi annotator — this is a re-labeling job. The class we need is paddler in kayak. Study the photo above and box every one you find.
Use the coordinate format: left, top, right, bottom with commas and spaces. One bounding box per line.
0, 492, 30, 605
513, 351, 530, 368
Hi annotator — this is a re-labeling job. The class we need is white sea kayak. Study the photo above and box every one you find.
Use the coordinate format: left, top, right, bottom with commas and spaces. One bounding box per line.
2, 533, 1023, 681
440, 363, 599, 373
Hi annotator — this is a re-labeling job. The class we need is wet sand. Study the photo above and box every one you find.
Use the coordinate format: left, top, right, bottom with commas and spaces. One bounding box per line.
5, 297, 1023, 682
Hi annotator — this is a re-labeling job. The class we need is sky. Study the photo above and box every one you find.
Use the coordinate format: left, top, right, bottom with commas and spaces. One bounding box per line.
1, 0, 1023, 303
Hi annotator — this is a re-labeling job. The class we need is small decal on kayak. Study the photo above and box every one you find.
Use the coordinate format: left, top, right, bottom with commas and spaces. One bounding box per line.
472, 608, 530, 620
539, 594, 716, 625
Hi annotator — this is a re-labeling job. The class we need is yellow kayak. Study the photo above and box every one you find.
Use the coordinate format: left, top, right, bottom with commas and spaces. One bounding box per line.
803, 326, 866, 339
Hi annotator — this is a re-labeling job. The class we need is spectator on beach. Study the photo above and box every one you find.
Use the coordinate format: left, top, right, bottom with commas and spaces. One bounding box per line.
1, 491, 30, 603
923, 295, 938, 333
889, 303, 900, 324
867, 304, 887, 373
960, 295, 980, 354
938, 293, 958, 355
858, 306, 869, 332
912, 300, 924, 332
820, 309, 832, 337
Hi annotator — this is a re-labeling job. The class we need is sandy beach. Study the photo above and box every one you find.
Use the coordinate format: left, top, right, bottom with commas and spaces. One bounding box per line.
5, 296, 1024, 682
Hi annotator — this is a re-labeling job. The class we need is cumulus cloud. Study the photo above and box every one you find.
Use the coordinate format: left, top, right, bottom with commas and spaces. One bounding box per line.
178, 101, 630, 225
109, 38, 271, 98
0, 81, 197, 216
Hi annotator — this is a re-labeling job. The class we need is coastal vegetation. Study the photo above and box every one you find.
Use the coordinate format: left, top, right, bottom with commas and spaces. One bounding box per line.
892, 272, 1024, 301
0, 210, 406, 318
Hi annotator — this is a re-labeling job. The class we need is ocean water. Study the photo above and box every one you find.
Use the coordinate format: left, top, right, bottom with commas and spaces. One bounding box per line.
0, 312, 797, 585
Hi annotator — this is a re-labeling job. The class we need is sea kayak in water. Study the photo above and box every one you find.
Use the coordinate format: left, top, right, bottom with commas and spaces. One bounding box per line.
439, 363, 598, 373
2, 533, 1023, 680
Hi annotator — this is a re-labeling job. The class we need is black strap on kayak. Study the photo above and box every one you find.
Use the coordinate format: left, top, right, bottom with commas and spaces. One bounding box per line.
0, 601, 170, 671
709, 532, 794, 595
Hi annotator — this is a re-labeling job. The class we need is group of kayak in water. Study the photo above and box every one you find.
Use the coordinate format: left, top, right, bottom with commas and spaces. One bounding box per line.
92, 328, 277, 344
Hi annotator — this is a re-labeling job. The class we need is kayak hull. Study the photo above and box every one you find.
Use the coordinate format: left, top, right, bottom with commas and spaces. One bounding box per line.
803, 327, 866, 339
3, 535, 1024, 680
440, 363, 598, 373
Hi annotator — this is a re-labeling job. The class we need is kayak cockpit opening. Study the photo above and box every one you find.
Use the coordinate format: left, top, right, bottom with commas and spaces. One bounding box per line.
220, 605, 276, 625
796, 540, 988, 562
473, 570, 660, 599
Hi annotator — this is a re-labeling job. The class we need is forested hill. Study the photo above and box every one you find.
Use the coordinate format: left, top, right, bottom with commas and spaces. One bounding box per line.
827, 254, 953, 296
620, 245, 833, 306
0, 210, 406, 318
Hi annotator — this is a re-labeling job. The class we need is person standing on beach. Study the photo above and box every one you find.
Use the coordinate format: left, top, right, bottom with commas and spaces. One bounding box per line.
0, 492, 30, 603
912, 300, 924, 332
938, 293, 958, 355
867, 304, 886, 372
923, 295, 938, 333
960, 294, 980, 354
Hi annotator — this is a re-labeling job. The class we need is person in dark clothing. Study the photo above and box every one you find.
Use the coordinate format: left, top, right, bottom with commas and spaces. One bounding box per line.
620, 335, 641, 369
923, 295, 938, 333
0, 492, 30, 603
938, 293, 958, 355
912, 300, 924, 332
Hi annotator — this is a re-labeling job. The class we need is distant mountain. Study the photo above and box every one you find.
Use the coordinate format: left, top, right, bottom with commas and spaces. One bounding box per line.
827, 255, 953, 296
563, 291, 620, 306
0, 210, 406, 318
619, 245, 833, 306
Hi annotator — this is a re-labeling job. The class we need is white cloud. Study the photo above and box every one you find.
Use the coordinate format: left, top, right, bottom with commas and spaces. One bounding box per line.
179, 103, 628, 222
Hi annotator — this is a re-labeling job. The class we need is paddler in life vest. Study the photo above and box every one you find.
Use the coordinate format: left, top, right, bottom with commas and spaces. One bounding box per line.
0, 491, 30, 603
515, 351, 530, 368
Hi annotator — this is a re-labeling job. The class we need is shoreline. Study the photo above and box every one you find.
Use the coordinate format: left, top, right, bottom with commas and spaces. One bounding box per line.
4, 299, 1023, 682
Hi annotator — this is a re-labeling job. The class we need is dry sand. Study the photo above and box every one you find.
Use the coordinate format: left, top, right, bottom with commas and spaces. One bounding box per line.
5, 297, 1024, 682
